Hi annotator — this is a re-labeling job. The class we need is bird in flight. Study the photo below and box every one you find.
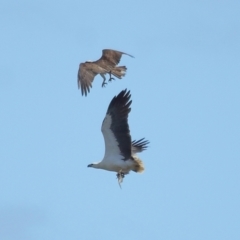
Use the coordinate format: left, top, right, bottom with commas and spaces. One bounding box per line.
78, 49, 134, 96
87, 89, 149, 187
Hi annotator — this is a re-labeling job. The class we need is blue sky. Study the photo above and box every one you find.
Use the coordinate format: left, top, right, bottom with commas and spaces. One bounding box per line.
1, 0, 240, 239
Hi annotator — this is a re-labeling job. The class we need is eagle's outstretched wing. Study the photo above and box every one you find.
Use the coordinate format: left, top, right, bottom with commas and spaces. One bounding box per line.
101, 89, 132, 161
131, 138, 149, 154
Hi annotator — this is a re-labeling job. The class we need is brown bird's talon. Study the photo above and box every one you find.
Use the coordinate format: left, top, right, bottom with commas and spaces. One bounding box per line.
108, 77, 115, 82
108, 71, 115, 82
102, 81, 107, 88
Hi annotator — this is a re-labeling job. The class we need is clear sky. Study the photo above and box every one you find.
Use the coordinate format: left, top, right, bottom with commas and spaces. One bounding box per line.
1, 1, 240, 239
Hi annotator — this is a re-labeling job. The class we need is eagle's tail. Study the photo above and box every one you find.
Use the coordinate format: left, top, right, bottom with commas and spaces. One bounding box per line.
132, 157, 145, 173
111, 66, 127, 79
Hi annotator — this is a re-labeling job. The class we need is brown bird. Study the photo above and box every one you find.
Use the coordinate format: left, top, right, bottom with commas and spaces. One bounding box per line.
77, 49, 134, 96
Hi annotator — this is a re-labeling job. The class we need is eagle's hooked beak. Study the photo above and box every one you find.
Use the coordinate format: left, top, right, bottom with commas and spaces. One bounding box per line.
87, 164, 93, 167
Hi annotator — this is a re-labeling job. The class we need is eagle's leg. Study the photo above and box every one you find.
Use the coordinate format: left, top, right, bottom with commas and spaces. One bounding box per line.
108, 71, 115, 82
100, 74, 107, 88
116, 170, 125, 188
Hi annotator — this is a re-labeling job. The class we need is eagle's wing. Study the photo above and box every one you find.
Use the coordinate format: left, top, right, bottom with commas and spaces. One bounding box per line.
95, 49, 134, 70
101, 89, 132, 161
131, 138, 149, 154
77, 62, 98, 96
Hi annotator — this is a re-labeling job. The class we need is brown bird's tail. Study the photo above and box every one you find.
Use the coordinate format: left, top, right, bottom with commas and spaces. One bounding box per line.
111, 66, 127, 79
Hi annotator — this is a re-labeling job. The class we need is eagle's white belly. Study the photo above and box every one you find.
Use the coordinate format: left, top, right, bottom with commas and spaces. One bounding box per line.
100, 156, 133, 173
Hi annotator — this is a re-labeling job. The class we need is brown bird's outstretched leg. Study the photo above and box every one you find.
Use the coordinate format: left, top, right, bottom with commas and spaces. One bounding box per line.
116, 170, 125, 188
108, 71, 115, 82
100, 73, 107, 88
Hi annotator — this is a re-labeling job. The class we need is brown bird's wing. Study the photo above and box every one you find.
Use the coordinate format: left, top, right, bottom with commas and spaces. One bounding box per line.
94, 49, 134, 71
78, 62, 98, 96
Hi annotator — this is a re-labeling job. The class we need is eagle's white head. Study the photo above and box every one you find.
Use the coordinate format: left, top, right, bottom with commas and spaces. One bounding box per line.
87, 162, 102, 169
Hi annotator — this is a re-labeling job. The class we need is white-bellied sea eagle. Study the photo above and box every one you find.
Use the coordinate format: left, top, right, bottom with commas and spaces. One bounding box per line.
78, 49, 133, 96
87, 89, 149, 187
